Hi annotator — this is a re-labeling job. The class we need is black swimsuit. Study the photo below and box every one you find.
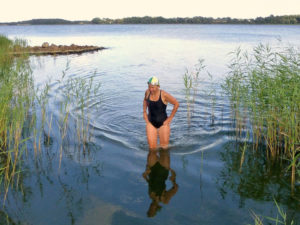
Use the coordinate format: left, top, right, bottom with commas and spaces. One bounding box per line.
148, 162, 169, 196
147, 91, 167, 128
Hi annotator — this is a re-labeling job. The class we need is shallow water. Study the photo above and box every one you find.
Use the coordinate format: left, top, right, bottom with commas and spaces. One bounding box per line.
0, 24, 299, 225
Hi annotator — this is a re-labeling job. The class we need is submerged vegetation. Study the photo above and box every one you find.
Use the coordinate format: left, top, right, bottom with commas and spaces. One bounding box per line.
223, 44, 300, 193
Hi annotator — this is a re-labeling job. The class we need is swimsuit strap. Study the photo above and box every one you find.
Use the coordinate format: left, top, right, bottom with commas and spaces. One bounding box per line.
159, 90, 166, 105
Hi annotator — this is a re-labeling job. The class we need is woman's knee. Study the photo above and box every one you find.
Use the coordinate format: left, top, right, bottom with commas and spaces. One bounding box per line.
159, 125, 170, 148
148, 142, 157, 149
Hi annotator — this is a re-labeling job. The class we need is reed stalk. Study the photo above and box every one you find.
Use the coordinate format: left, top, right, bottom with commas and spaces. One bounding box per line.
183, 59, 206, 126
0, 35, 33, 202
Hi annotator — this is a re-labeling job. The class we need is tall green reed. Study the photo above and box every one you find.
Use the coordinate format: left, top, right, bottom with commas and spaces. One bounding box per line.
223, 43, 300, 192
183, 59, 218, 126
183, 59, 206, 125
0, 35, 33, 202
54, 63, 101, 167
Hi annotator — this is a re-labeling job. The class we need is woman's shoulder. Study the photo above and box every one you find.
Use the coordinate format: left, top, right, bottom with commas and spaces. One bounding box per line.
161, 90, 168, 104
161, 90, 169, 97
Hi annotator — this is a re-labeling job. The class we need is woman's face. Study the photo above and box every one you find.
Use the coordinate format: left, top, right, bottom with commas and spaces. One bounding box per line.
148, 84, 159, 94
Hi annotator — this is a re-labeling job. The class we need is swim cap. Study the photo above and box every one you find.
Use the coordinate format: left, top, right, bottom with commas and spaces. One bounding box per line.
147, 76, 160, 86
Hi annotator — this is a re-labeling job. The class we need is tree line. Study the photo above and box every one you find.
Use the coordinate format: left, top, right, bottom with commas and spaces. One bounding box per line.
1, 15, 299, 25
91, 15, 300, 24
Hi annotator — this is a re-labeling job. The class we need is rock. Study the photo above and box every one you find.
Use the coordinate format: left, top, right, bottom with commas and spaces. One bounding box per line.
42, 42, 49, 48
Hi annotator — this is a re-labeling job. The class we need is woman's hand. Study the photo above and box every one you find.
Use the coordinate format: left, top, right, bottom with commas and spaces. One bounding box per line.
163, 118, 172, 126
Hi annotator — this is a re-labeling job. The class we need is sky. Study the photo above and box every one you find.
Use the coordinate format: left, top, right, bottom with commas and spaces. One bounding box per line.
1, 0, 299, 22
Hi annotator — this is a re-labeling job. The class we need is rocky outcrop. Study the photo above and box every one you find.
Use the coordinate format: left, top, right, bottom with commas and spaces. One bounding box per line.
13, 43, 106, 56
42, 42, 50, 48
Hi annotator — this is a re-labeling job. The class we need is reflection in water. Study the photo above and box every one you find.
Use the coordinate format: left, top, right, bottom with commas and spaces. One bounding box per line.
2, 134, 104, 225
143, 149, 178, 217
217, 141, 300, 221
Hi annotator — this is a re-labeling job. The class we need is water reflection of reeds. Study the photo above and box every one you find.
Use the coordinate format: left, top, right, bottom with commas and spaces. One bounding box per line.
218, 141, 299, 223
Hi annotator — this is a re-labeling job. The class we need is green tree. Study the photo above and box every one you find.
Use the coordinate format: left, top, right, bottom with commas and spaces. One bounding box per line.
91, 17, 101, 24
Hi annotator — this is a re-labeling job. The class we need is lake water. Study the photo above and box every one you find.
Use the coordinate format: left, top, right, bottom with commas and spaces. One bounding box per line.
0, 24, 299, 225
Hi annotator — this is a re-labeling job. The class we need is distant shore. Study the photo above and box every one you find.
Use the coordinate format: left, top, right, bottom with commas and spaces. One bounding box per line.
1, 15, 299, 25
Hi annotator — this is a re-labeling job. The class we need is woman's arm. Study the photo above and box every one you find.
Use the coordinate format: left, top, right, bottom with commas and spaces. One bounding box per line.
143, 90, 150, 123
163, 91, 179, 125
142, 164, 151, 182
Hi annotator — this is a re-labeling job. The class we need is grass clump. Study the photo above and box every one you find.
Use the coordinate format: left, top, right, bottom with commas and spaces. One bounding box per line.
223, 43, 300, 191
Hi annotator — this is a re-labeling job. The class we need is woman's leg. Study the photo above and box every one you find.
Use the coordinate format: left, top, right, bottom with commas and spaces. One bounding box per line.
158, 124, 170, 149
147, 150, 158, 167
159, 149, 170, 169
146, 122, 158, 149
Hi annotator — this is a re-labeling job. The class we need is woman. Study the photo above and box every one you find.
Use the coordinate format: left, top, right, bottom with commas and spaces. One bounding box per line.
143, 76, 179, 149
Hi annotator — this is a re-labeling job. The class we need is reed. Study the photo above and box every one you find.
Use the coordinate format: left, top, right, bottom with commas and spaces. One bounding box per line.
183, 68, 193, 125
0, 35, 33, 202
183, 59, 206, 125
249, 199, 295, 225
50, 65, 101, 168
223, 44, 300, 191
60, 69, 100, 143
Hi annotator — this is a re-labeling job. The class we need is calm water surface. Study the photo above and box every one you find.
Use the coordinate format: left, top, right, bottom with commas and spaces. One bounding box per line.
0, 25, 299, 225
